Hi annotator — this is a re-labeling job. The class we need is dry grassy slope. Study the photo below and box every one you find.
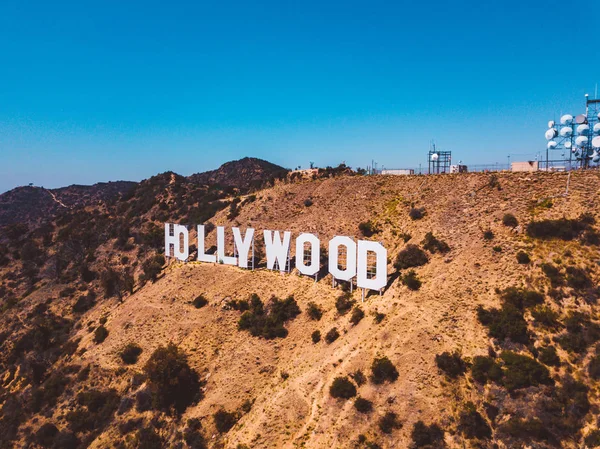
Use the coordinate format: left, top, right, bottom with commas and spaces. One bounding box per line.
78, 171, 599, 448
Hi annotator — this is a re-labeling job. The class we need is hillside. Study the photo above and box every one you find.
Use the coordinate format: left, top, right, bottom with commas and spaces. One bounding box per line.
1, 169, 600, 449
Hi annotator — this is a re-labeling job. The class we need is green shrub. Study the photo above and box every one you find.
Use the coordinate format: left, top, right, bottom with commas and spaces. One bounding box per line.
402, 270, 421, 290
477, 304, 529, 344
471, 356, 503, 384
555, 312, 600, 354
66, 389, 120, 433
500, 417, 550, 442
565, 266, 591, 290
394, 245, 428, 270
435, 351, 466, 378
378, 412, 402, 434
493, 245, 502, 252
143, 343, 201, 414
458, 402, 491, 440
421, 232, 450, 254
526, 215, 592, 240
541, 263, 564, 287
238, 295, 300, 339
538, 346, 560, 367
303, 198, 313, 207
34, 423, 58, 447
409, 207, 426, 220
141, 254, 165, 282
370, 356, 399, 384
502, 213, 518, 228
584, 430, 600, 447
358, 221, 379, 237
134, 427, 163, 449
329, 376, 357, 399
483, 229, 494, 240
350, 307, 365, 325
531, 305, 559, 329
411, 421, 445, 447
373, 311, 386, 324
588, 352, 600, 380
500, 351, 553, 391
192, 295, 208, 308
311, 330, 321, 344
350, 369, 366, 386
335, 293, 355, 315
516, 251, 530, 264
306, 302, 323, 320
120, 343, 143, 365
499, 287, 544, 310
354, 397, 373, 413
213, 409, 238, 433
93, 325, 109, 344
325, 327, 340, 344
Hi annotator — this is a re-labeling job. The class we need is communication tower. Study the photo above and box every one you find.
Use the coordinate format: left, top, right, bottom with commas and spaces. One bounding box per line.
544, 93, 600, 169
428, 142, 452, 174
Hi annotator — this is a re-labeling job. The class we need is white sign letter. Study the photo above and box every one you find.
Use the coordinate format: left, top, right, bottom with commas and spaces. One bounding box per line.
217, 226, 237, 266
197, 225, 217, 263
295, 233, 320, 276
264, 230, 291, 272
233, 227, 255, 269
328, 236, 357, 281
164, 223, 189, 262
356, 240, 387, 291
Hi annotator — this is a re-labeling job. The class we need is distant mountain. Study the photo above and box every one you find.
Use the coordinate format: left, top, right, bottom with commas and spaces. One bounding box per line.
188, 157, 289, 190
0, 181, 136, 227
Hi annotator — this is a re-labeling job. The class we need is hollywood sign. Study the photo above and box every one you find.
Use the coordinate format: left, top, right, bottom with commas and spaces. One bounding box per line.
164, 223, 387, 291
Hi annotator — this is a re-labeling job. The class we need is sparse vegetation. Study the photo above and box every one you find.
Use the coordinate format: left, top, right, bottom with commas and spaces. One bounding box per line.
358, 221, 379, 237
335, 293, 355, 315
354, 397, 373, 413
378, 412, 402, 434
409, 207, 426, 220
238, 295, 301, 339
500, 351, 553, 391
411, 421, 445, 448
471, 355, 503, 384
502, 213, 518, 228
325, 327, 340, 344
192, 294, 208, 308
516, 251, 530, 264
311, 330, 321, 343
120, 343, 143, 365
143, 343, 201, 414
329, 376, 357, 399
350, 306, 364, 325
93, 325, 108, 344
213, 409, 238, 433
458, 402, 491, 440
421, 232, 450, 254
394, 244, 428, 270
401, 270, 421, 290
526, 214, 594, 240
538, 346, 560, 367
435, 351, 466, 378
370, 356, 399, 384
306, 302, 323, 320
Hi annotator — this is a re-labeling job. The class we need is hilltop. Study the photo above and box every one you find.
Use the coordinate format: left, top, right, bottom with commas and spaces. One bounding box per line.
1, 166, 600, 449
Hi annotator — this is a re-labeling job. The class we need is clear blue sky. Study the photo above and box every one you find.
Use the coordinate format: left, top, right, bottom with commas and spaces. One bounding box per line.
1, 0, 598, 192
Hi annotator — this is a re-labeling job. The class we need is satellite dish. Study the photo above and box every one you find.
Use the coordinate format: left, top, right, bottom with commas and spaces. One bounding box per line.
545, 129, 558, 140
565, 141, 572, 149
594, 123, 600, 134
575, 135, 588, 146
547, 141, 558, 149
575, 114, 588, 124
560, 114, 573, 125
592, 150, 600, 163
577, 124, 590, 134
560, 126, 573, 137
592, 136, 600, 148
431, 153, 439, 162
548, 120, 555, 128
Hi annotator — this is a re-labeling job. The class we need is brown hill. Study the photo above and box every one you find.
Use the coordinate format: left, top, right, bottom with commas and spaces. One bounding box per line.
0, 182, 136, 227
1, 170, 600, 449
188, 157, 289, 190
